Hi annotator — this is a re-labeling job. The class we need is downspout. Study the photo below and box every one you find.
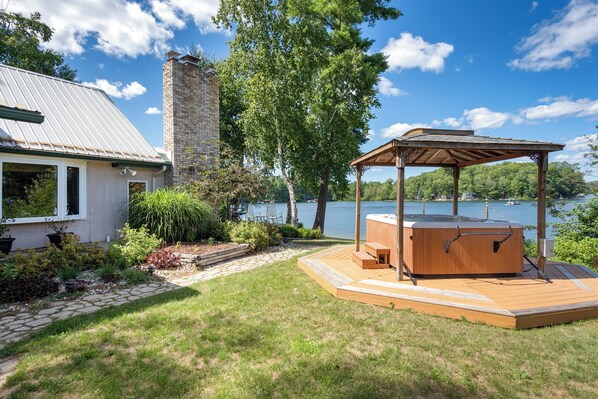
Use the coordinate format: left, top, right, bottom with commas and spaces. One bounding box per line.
152, 165, 168, 191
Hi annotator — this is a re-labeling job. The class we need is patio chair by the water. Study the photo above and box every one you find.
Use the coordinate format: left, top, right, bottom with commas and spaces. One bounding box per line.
245, 205, 255, 221
266, 204, 283, 224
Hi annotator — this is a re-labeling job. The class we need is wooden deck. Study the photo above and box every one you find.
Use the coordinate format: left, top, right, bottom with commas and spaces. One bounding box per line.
298, 245, 598, 329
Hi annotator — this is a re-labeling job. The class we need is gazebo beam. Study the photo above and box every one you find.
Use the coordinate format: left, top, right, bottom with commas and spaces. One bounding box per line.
355, 165, 362, 252
537, 152, 548, 273
459, 152, 529, 167
396, 149, 406, 281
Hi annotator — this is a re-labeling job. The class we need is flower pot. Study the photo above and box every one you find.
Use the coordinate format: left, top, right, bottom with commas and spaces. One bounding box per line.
0, 237, 15, 255
47, 232, 73, 249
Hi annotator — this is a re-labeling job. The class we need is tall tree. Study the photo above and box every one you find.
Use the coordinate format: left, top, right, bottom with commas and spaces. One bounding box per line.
299, 0, 400, 232
215, 0, 324, 226
0, 11, 76, 80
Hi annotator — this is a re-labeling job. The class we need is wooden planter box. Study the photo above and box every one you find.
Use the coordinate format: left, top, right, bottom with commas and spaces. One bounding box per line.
175, 243, 250, 268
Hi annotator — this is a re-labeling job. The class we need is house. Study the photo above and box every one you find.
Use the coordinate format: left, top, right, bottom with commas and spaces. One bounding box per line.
0, 52, 219, 250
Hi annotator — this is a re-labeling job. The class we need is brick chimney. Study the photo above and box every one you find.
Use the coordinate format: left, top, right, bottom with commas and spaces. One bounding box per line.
163, 51, 219, 186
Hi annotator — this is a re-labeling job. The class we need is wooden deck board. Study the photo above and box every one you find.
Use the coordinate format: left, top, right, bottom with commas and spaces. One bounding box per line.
298, 245, 598, 329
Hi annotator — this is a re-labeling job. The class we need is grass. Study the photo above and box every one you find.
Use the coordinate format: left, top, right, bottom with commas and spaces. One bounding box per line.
1, 245, 597, 398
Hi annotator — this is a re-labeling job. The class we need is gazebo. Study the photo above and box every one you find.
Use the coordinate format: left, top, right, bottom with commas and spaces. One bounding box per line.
350, 128, 564, 280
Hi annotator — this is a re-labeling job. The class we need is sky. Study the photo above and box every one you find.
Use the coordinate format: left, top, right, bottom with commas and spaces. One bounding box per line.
8, 0, 598, 182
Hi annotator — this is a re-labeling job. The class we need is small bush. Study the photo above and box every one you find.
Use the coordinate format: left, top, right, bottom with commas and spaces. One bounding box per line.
298, 227, 323, 239
278, 225, 301, 238
97, 264, 121, 283
278, 225, 323, 239
228, 221, 270, 251
129, 188, 215, 242
110, 224, 162, 267
264, 223, 282, 246
146, 248, 182, 269
57, 267, 78, 281
0, 250, 58, 303
121, 267, 151, 285
553, 237, 598, 270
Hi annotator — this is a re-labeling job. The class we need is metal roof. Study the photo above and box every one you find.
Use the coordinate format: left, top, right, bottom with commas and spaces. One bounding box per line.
351, 128, 564, 167
0, 64, 166, 164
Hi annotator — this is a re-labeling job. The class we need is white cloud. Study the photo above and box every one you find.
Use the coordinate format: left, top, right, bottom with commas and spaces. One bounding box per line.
564, 133, 598, 151
463, 107, 510, 130
145, 107, 162, 115
521, 97, 598, 120
530, 1, 539, 12
367, 129, 375, 139
381, 122, 430, 138
442, 117, 463, 127
8, 0, 220, 58
98, 63, 104, 70
509, 0, 598, 71
83, 79, 147, 100
378, 76, 405, 96
382, 33, 454, 73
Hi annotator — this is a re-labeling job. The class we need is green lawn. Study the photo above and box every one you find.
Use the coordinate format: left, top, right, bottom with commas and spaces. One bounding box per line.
1, 245, 597, 398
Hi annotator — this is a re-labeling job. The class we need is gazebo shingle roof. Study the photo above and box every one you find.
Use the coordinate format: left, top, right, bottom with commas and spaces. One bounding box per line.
351, 128, 564, 167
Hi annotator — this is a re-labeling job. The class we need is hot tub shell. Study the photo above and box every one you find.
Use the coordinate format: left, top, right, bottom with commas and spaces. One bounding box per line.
366, 214, 524, 275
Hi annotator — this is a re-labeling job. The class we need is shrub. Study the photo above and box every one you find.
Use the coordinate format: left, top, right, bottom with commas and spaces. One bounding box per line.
298, 227, 323, 239
146, 248, 181, 269
0, 250, 58, 303
278, 224, 323, 239
129, 188, 215, 242
57, 267, 78, 281
278, 224, 301, 238
97, 264, 121, 283
228, 221, 270, 251
110, 224, 162, 267
121, 267, 151, 285
553, 237, 598, 270
264, 223, 282, 246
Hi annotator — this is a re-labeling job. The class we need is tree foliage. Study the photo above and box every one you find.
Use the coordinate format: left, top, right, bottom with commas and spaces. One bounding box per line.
340, 162, 587, 201
0, 11, 76, 80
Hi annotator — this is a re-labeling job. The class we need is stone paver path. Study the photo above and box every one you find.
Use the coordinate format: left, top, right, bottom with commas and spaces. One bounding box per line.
0, 243, 317, 352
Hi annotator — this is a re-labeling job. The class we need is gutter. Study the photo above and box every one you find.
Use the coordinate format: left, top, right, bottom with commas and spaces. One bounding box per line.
152, 165, 168, 190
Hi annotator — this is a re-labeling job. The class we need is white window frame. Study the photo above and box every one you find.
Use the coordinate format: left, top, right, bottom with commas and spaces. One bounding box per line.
126, 180, 148, 203
0, 153, 87, 224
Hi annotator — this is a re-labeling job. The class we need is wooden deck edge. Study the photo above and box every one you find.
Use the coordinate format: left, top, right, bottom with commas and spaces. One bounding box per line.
511, 300, 598, 317
336, 285, 516, 329
515, 305, 598, 329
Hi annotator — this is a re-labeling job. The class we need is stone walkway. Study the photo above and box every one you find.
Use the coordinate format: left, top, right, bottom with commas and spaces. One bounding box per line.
0, 243, 317, 351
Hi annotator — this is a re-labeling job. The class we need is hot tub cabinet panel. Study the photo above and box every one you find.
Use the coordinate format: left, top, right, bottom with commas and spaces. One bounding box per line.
366, 214, 524, 275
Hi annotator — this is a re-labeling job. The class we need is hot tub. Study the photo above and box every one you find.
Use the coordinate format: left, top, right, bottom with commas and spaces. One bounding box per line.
366, 214, 524, 275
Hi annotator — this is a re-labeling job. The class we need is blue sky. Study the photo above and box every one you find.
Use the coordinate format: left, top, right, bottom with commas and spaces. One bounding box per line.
11, 0, 598, 181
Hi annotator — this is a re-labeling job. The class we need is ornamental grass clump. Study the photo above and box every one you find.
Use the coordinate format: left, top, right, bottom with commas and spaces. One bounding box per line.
129, 188, 214, 242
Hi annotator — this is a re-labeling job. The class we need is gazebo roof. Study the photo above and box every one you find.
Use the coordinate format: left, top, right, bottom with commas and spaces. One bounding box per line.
351, 128, 564, 167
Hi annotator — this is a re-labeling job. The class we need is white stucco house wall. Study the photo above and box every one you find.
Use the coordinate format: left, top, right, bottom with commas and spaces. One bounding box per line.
0, 64, 170, 250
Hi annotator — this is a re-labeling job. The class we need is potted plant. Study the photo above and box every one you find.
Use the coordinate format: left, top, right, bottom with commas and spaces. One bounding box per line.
0, 216, 16, 255
46, 219, 74, 249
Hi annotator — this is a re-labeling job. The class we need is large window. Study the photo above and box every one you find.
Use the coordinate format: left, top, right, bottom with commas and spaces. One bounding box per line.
0, 156, 86, 223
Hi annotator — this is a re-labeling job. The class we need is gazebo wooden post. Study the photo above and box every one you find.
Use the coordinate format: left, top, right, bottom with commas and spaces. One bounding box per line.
537, 151, 548, 273
452, 166, 460, 216
355, 165, 362, 252
396, 149, 406, 281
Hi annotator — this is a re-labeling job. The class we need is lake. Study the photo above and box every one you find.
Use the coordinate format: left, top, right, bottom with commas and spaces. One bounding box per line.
252, 199, 588, 240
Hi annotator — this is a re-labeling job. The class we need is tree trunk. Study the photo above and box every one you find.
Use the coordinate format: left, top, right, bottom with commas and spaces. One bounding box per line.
286, 199, 292, 224
277, 136, 298, 226
312, 167, 330, 232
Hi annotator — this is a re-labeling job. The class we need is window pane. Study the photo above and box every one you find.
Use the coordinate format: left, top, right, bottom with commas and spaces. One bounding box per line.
67, 166, 80, 215
2, 162, 58, 218
128, 182, 146, 201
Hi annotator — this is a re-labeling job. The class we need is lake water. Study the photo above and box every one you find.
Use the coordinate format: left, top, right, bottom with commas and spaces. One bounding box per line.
252, 199, 588, 240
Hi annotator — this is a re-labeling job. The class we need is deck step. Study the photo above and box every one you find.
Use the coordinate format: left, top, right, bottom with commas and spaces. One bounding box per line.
352, 251, 389, 270
364, 242, 391, 265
